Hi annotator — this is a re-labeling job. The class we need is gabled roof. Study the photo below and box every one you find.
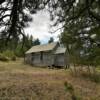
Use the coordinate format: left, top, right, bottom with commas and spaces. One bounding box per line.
26, 42, 58, 54
54, 47, 66, 54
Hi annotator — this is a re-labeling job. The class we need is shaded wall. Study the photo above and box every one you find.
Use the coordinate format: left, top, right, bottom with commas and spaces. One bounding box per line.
25, 53, 32, 64
54, 54, 66, 66
31, 51, 54, 66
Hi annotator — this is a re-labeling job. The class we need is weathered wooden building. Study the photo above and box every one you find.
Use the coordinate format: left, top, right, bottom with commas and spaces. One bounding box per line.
25, 42, 68, 67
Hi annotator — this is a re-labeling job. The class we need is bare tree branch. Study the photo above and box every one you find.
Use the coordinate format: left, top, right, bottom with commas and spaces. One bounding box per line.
0, 14, 10, 21
0, 0, 5, 5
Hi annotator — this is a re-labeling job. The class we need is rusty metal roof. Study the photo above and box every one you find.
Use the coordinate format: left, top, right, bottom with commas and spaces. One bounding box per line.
25, 42, 58, 54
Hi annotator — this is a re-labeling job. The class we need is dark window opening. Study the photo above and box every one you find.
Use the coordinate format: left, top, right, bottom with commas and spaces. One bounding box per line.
40, 51, 43, 61
31, 53, 34, 61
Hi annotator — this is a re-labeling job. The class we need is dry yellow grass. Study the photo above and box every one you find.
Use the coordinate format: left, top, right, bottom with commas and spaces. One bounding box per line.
0, 59, 100, 100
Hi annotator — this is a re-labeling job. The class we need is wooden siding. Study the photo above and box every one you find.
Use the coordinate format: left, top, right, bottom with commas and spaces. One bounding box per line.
25, 53, 32, 64
54, 54, 66, 66
31, 51, 54, 66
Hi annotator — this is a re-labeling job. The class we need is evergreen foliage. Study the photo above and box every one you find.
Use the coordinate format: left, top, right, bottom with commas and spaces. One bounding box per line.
48, 37, 54, 43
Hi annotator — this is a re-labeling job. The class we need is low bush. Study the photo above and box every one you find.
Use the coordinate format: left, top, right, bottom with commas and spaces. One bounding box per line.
2, 50, 16, 61
0, 54, 9, 62
64, 81, 81, 100
2, 50, 14, 58
11, 56, 16, 61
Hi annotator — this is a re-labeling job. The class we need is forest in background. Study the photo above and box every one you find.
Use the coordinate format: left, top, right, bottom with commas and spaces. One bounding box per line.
0, 1, 99, 71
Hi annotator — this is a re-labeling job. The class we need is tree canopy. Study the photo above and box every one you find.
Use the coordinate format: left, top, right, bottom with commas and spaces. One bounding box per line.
48, 37, 54, 43
0, 0, 100, 41
0, 0, 49, 42
56, 0, 100, 67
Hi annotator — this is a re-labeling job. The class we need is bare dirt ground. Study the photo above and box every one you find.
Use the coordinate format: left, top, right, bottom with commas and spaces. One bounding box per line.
0, 59, 100, 100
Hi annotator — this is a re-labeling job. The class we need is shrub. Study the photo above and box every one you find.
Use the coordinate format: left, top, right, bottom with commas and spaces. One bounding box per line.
2, 50, 16, 61
2, 50, 15, 58
64, 81, 81, 100
64, 81, 74, 93
11, 56, 16, 61
0, 53, 9, 62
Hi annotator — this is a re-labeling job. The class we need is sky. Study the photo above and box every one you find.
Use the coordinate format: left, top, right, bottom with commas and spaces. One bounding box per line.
24, 10, 63, 44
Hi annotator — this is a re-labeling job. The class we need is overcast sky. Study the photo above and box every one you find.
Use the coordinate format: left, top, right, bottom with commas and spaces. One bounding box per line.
24, 10, 62, 44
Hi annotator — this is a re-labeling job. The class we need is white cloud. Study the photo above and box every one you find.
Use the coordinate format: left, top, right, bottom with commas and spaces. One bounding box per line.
24, 10, 62, 44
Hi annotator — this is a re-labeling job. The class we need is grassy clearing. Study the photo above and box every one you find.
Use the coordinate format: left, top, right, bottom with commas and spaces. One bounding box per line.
0, 59, 100, 100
